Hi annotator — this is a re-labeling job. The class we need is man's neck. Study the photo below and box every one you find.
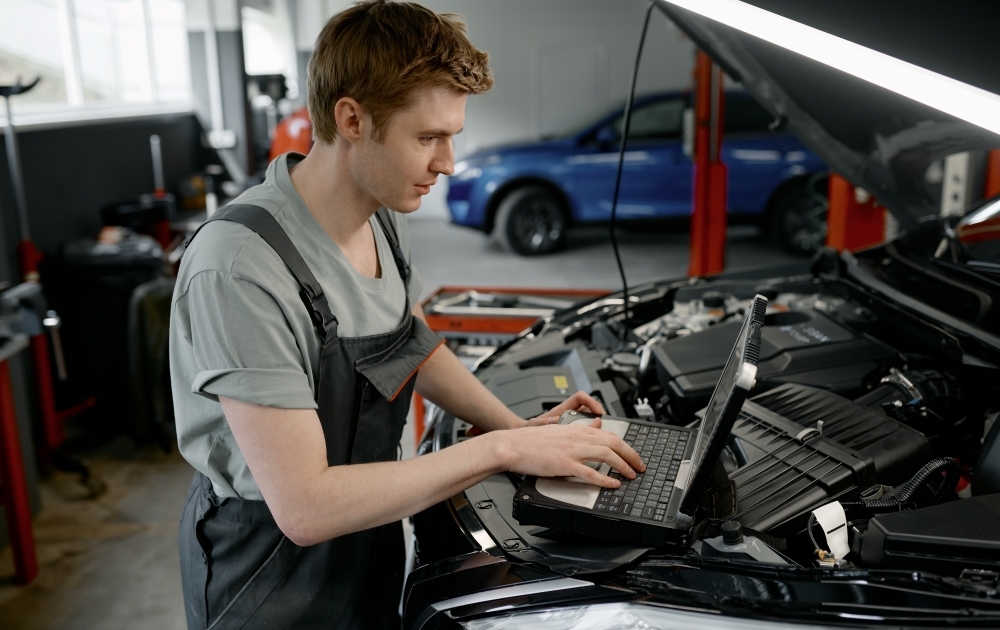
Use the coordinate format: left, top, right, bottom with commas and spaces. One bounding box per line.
288, 141, 380, 249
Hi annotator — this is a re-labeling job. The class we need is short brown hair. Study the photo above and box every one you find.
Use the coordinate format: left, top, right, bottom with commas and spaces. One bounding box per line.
307, 0, 493, 144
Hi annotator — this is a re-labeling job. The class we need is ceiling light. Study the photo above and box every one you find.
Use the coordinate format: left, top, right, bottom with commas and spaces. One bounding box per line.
661, 0, 1000, 137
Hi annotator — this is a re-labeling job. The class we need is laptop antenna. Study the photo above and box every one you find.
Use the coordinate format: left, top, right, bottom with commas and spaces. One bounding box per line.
610, 0, 654, 329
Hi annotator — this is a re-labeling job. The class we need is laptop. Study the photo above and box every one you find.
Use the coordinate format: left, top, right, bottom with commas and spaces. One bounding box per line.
512, 294, 767, 547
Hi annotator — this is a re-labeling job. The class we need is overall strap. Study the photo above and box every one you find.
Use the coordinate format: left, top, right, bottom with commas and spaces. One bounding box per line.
190, 204, 339, 339
373, 208, 411, 285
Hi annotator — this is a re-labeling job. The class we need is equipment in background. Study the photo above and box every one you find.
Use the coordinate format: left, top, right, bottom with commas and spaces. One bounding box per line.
42, 233, 163, 443
128, 278, 177, 451
513, 295, 767, 546
0, 330, 35, 585
1, 78, 101, 467
101, 135, 176, 249
247, 73, 290, 169
413, 286, 608, 446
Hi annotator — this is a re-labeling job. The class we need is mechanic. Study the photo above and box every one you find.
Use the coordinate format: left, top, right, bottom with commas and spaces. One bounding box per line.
170, 2, 644, 628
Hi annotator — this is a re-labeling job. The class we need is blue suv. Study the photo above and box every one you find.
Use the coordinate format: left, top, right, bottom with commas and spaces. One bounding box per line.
447, 91, 828, 255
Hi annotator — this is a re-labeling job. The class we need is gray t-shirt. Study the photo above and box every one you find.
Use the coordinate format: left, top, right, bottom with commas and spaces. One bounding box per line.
170, 153, 423, 500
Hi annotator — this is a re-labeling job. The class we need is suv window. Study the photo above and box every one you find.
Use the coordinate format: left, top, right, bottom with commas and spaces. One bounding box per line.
609, 97, 686, 141
725, 93, 775, 134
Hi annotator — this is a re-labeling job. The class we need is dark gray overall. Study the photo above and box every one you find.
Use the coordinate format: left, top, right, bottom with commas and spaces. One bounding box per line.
178, 205, 444, 629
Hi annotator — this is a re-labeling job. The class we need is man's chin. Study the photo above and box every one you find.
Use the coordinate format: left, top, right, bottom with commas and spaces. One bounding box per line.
390, 198, 422, 214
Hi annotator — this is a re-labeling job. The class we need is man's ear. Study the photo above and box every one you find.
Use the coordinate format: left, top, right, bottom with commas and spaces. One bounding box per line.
333, 97, 367, 144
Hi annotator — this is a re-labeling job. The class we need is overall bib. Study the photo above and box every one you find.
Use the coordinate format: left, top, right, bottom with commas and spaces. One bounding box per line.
178, 205, 444, 629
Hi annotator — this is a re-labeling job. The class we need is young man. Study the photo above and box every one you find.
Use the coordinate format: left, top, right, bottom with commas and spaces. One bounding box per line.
171, 2, 643, 628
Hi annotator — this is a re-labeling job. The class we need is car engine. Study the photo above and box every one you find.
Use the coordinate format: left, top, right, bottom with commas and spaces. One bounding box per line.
417, 263, 1000, 572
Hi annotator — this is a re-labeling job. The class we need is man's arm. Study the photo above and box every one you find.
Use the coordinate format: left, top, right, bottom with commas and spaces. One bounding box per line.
221, 397, 643, 546
412, 304, 602, 430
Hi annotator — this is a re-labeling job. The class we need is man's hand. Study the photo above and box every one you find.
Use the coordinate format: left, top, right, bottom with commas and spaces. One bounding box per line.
492, 417, 645, 488
525, 391, 605, 427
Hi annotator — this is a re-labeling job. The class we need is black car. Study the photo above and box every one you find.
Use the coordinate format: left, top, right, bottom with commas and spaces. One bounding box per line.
402, 4, 1000, 629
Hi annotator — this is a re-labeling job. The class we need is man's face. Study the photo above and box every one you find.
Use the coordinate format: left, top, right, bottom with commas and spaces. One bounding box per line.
352, 85, 466, 213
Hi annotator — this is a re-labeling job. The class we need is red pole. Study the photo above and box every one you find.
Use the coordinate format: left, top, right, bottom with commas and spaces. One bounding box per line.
689, 51, 728, 277
0, 358, 39, 584
985, 149, 1000, 198
826, 174, 885, 252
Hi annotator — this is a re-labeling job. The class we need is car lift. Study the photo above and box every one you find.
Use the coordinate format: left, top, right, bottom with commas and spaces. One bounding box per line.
688, 51, 728, 277
826, 174, 888, 252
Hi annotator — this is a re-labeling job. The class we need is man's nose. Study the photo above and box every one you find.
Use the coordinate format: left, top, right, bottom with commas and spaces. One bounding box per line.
432, 139, 455, 176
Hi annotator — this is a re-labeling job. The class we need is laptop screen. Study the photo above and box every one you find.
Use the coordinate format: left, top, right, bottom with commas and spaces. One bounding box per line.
677, 295, 766, 518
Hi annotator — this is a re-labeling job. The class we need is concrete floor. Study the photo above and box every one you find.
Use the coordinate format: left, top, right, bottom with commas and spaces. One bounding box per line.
0, 217, 800, 628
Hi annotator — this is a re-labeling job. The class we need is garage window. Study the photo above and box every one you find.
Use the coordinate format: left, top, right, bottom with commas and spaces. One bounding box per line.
0, 0, 190, 122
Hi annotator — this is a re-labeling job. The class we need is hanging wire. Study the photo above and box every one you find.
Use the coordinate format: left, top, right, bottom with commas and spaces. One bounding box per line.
609, 0, 655, 329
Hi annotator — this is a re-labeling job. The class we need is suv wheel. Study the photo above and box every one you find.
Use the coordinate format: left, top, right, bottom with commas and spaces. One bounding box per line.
493, 186, 568, 256
773, 174, 829, 256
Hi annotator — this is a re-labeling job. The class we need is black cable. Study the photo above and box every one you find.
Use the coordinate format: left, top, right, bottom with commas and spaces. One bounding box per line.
842, 457, 962, 513
609, 0, 655, 329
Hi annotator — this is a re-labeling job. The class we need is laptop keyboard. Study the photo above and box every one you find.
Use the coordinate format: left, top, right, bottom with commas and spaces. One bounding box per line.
595, 424, 688, 522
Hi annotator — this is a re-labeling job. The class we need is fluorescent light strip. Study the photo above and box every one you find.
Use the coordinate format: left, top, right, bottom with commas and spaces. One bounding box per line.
663, 0, 1000, 137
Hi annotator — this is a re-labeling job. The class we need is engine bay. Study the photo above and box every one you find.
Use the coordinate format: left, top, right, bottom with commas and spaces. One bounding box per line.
415, 264, 1000, 575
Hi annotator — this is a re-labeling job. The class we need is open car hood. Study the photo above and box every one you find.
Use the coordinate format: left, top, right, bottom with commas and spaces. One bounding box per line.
654, 0, 1000, 230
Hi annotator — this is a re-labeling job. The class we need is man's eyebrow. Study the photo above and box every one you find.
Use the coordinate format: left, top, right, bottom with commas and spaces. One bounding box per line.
418, 127, 463, 136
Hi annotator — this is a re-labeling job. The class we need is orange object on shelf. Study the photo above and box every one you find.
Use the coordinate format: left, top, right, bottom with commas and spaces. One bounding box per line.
826, 174, 886, 252
412, 286, 609, 448
269, 106, 314, 161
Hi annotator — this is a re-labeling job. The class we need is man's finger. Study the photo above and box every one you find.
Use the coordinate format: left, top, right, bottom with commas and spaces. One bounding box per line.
570, 391, 605, 415
610, 437, 645, 472
588, 417, 603, 430
572, 464, 619, 488
584, 445, 635, 479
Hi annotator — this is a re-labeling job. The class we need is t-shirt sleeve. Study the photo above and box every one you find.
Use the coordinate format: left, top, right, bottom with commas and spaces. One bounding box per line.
180, 269, 318, 409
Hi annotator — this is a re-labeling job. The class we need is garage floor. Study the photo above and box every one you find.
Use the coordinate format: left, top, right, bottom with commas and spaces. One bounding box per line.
0, 218, 801, 629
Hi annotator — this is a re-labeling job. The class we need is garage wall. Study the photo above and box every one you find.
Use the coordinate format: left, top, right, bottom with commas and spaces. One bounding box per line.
294, 0, 696, 217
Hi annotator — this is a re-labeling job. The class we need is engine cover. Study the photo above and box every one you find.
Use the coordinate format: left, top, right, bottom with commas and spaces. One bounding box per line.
653, 308, 897, 418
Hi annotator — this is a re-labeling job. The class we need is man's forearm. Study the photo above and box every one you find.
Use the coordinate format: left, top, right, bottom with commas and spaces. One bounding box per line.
414, 344, 526, 431
286, 430, 508, 545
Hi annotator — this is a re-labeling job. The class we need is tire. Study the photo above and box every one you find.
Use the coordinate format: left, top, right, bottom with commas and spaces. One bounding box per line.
772, 174, 829, 256
493, 185, 568, 256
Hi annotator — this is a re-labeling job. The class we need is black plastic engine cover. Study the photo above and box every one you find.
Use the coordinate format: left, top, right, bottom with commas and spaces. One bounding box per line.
750, 383, 932, 486
653, 309, 897, 417
861, 494, 1000, 576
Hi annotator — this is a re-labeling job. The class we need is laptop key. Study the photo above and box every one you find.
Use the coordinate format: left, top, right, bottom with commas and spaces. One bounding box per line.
622, 503, 632, 515
642, 505, 655, 519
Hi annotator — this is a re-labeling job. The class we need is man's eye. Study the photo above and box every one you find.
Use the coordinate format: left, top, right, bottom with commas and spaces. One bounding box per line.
420, 136, 437, 144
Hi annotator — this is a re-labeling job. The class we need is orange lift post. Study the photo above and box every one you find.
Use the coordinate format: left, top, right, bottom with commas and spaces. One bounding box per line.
688, 51, 728, 277
826, 174, 887, 252
986, 150, 1000, 198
